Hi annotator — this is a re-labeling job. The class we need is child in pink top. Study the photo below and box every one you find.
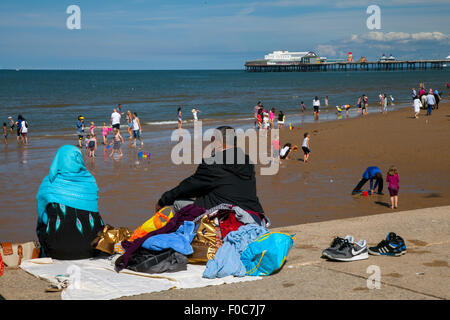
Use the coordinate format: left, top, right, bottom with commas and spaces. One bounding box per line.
386, 166, 400, 209
271, 132, 281, 164
269, 108, 275, 129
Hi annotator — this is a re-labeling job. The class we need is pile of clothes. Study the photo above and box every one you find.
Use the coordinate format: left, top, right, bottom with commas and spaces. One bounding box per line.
97, 203, 295, 279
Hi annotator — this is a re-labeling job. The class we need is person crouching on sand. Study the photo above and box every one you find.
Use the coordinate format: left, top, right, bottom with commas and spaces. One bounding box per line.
352, 166, 384, 195
302, 132, 311, 163
110, 127, 124, 158
386, 166, 400, 209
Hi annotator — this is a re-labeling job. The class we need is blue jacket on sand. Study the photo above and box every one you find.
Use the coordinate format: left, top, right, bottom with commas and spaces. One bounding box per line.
203, 224, 269, 279
141, 221, 197, 255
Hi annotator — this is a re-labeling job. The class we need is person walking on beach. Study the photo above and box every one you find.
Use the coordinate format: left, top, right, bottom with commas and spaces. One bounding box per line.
88, 134, 97, 158
269, 108, 275, 129
3, 123, 8, 145
386, 166, 400, 209
76, 116, 85, 148
256, 108, 263, 130
177, 107, 182, 131
325, 96, 329, 107
89, 122, 95, 136
426, 89, 436, 116
16, 115, 24, 144
433, 89, 441, 110
132, 112, 144, 148
101, 122, 109, 145
192, 108, 200, 122
111, 108, 121, 130
413, 95, 422, 118
302, 132, 311, 163
362, 95, 368, 115
277, 111, 285, 129
20, 117, 29, 145
126, 110, 133, 144
411, 88, 417, 100
313, 96, 320, 120
8, 116, 15, 134
271, 131, 281, 165
110, 127, 124, 158
254, 102, 262, 129
301, 101, 306, 113
382, 94, 388, 114
357, 96, 362, 115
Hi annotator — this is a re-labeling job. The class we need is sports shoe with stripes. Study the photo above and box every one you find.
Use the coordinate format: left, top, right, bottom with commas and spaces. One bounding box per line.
368, 232, 407, 256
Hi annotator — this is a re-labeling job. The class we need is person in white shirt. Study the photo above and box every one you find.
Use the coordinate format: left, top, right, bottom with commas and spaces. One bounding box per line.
20, 117, 29, 145
302, 132, 311, 163
110, 109, 121, 130
132, 112, 143, 148
413, 96, 422, 118
313, 97, 320, 120
192, 108, 200, 121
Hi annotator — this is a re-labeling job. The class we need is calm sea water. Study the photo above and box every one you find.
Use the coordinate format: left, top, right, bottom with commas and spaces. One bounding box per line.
0, 69, 448, 137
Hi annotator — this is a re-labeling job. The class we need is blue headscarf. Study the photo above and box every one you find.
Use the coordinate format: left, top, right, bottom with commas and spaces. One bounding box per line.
36, 145, 99, 225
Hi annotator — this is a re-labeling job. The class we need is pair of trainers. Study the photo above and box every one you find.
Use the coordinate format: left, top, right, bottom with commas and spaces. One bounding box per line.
322, 232, 407, 262
322, 235, 369, 262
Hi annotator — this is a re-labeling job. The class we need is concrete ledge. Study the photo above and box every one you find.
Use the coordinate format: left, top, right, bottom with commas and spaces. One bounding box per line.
1, 206, 449, 300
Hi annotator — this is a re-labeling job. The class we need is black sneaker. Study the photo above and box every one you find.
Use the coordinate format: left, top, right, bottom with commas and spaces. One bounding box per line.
322, 235, 354, 258
369, 232, 407, 256
324, 238, 369, 262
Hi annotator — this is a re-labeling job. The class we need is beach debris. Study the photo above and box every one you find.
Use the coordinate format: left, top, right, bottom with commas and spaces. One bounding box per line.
416, 272, 425, 276
138, 151, 151, 159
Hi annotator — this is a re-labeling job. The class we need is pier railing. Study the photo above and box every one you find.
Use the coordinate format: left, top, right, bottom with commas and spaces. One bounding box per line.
244, 60, 448, 72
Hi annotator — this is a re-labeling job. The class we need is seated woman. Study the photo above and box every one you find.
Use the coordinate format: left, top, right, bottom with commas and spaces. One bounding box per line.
36, 145, 105, 260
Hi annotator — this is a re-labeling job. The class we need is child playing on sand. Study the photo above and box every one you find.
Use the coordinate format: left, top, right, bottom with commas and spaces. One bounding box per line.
302, 132, 311, 163
386, 166, 400, 209
88, 134, 97, 158
110, 127, 124, 158
271, 132, 281, 164
3, 123, 8, 145
102, 122, 108, 145
84, 134, 90, 155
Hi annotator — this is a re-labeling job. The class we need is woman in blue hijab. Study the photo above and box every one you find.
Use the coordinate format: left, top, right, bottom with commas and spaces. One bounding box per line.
36, 145, 105, 259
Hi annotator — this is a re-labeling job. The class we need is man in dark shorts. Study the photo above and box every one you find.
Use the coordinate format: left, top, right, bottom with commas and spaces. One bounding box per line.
111, 108, 121, 130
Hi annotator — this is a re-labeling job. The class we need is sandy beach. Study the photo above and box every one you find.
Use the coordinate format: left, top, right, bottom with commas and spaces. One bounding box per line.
1, 101, 449, 242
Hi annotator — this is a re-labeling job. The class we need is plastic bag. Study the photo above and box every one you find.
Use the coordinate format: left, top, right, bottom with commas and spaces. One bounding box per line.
128, 207, 174, 242
241, 232, 295, 276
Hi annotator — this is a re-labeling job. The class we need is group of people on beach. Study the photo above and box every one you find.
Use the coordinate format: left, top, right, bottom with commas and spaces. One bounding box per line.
76, 104, 143, 159
253, 101, 285, 131
3, 114, 29, 145
411, 85, 441, 117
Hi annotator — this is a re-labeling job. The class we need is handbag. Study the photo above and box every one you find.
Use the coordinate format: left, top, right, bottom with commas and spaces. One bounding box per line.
188, 215, 223, 264
126, 248, 187, 274
91, 225, 132, 255
0, 241, 40, 267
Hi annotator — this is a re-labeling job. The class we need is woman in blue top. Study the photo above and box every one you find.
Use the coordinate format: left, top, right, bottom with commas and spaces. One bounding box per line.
36, 145, 105, 259
352, 166, 384, 195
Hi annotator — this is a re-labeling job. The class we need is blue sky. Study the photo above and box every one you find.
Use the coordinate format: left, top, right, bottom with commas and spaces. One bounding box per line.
0, 0, 449, 69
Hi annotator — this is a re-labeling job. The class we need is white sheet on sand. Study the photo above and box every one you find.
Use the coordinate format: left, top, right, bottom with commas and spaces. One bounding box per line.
20, 257, 261, 300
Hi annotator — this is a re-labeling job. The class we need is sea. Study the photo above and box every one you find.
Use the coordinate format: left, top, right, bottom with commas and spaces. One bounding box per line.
1, 69, 449, 139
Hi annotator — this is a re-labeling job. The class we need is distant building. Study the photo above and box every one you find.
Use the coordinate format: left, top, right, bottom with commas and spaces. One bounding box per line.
264, 51, 322, 64
347, 52, 353, 62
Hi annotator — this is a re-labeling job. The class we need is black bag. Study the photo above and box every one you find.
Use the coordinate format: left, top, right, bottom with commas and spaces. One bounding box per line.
126, 247, 188, 274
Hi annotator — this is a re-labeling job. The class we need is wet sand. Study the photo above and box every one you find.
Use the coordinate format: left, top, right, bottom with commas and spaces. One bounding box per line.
1, 101, 449, 242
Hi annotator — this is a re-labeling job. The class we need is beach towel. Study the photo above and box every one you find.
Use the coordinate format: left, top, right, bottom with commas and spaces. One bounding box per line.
203, 224, 269, 279
20, 257, 261, 300
36, 145, 98, 226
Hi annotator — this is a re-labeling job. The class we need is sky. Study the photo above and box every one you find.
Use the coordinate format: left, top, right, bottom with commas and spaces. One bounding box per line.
0, 0, 449, 69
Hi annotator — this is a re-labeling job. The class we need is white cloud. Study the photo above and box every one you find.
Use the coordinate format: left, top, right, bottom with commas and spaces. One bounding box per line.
316, 44, 337, 56
350, 31, 449, 43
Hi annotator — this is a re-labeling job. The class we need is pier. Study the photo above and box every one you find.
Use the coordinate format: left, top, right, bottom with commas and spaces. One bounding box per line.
245, 59, 448, 72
